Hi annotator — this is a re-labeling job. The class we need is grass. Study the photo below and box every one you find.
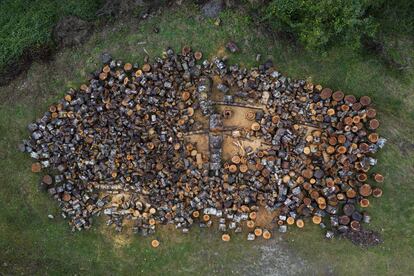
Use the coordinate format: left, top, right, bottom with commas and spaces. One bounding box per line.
0, 0, 102, 71
1, 3, 414, 275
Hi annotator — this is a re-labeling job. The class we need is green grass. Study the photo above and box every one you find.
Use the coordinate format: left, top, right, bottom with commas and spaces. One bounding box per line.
1, 3, 414, 275
0, 0, 102, 70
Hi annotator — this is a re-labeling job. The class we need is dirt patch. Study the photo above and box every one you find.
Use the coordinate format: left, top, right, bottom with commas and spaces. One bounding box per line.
237, 237, 326, 276
191, 108, 210, 130
217, 105, 261, 129
342, 229, 383, 247
184, 133, 210, 161
111, 231, 134, 248
0, 45, 54, 87
222, 135, 268, 160
100, 218, 135, 248
211, 46, 227, 60
53, 16, 92, 48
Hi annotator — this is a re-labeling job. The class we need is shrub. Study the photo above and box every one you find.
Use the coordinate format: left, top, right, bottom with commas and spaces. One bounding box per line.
0, 0, 102, 70
263, 0, 380, 50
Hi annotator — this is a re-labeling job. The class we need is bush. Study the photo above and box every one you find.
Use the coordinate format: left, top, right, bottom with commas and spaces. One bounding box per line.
263, 0, 380, 50
374, 0, 414, 35
0, 0, 102, 70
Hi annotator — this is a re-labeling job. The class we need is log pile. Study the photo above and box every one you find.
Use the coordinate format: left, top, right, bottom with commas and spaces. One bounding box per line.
22, 47, 386, 241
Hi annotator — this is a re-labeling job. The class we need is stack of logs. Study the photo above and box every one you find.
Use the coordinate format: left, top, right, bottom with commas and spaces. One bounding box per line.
22, 47, 385, 242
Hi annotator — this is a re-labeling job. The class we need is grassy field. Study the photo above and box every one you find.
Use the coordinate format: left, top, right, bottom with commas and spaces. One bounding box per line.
1, 3, 413, 275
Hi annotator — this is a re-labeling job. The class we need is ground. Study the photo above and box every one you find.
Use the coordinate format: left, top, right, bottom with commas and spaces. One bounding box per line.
0, 3, 414, 275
